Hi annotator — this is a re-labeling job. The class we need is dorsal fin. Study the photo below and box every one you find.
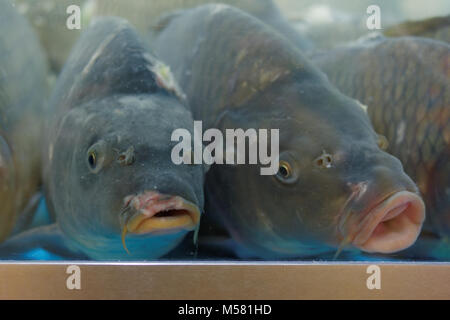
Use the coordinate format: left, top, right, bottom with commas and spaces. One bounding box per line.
384, 15, 450, 39
152, 9, 186, 33
49, 16, 185, 113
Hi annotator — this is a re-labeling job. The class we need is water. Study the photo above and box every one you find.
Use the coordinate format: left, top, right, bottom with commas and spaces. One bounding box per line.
1, 0, 448, 262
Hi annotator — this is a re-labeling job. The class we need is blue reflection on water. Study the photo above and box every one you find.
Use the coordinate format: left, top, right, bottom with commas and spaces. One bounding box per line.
30, 197, 54, 228
1, 196, 448, 262
22, 248, 66, 261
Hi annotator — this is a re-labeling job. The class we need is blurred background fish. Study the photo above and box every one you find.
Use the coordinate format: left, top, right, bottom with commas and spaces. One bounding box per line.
0, 0, 49, 243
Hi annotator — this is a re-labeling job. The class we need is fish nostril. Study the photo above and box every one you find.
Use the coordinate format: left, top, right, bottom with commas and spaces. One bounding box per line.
118, 146, 135, 166
314, 152, 333, 168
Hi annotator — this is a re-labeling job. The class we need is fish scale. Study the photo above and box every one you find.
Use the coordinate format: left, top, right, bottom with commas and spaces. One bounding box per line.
313, 36, 449, 239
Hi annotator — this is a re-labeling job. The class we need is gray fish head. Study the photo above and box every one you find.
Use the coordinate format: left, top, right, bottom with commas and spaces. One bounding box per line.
49, 94, 206, 260
210, 78, 425, 258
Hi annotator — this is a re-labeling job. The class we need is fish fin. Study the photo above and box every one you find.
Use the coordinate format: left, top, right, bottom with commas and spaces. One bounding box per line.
0, 224, 89, 260
11, 192, 43, 236
384, 15, 450, 38
151, 10, 186, 33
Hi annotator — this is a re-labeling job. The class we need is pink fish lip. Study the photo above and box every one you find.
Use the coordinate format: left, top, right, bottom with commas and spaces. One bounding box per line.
121, 191, 201, 235
346, 190, 425, 253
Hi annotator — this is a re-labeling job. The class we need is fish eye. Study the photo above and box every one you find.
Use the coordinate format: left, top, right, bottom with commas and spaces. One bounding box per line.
377, 134, 389, 150
86, 140, 108, 173
278, 161, 292, 179
87, 149, 102, 173
275, 154, 299, 184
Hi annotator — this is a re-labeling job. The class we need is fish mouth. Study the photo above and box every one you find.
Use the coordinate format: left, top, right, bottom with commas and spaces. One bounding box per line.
121, 191, 201, 235
349, 191, 425, 253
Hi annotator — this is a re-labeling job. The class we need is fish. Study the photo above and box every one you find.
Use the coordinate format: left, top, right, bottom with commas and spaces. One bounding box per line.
384, 15, 449, 43
153, 4, 426, 259
15, 0, 310, 72
312, 36, 449, 251
0, 17, 207, 260
0, 0, 49, 243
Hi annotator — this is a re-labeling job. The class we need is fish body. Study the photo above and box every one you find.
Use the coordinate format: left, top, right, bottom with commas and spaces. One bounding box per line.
154, 4, 425, 259
313, 36, 449, 242
3, 17, 206, 260
0, 0, 48, 242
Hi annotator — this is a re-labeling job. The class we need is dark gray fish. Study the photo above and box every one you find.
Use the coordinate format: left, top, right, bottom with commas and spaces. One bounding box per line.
1, 17, 207, 260
0, 0, 48, 243
153, 4, 426, 259
312, 36, 450, 244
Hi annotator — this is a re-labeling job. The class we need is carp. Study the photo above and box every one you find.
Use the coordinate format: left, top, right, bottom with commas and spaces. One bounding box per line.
153, 4, 426, 259
0, 17, 207, 260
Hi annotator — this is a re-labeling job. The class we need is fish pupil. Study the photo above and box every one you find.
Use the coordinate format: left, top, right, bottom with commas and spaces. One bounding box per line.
88, 152, 96, 168
279, 164, 290, 178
